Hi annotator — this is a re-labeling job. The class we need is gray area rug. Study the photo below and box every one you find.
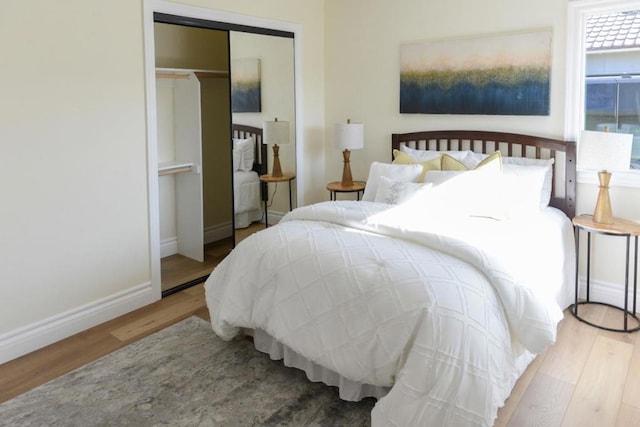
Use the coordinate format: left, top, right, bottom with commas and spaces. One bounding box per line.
0, 317, 373, 426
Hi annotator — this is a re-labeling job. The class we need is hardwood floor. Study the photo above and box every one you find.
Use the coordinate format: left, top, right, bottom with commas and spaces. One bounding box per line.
160, 222, 265, 292
2, 284, 639, 425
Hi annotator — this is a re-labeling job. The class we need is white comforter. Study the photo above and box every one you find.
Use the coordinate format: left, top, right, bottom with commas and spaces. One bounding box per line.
205, 200, 574, 426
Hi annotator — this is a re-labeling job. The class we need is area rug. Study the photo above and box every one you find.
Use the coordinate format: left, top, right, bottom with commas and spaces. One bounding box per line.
0, 317, 373, 426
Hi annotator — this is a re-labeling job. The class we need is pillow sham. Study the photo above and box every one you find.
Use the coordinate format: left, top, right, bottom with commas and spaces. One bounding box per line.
232, 137, 254, 172
362, 162, 423, 202
441, 151, 503, 172
374, 176, 432, 205
464, 151, 555, 168
399, 145, 470, 163
393, 149, 441, 181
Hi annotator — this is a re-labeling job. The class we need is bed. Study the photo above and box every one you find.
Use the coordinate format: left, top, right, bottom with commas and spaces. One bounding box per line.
205, 130, 577, 426
232, 124, 268, 228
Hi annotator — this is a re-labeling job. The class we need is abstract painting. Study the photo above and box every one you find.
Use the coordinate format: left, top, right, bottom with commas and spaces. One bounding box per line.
400, 31, 551, 115
231, 58, 261, 113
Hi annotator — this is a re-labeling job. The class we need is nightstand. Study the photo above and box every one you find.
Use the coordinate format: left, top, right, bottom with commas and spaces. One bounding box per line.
571, 214, 640, 332
327, 181, 366, 201
259, 174, 295, 227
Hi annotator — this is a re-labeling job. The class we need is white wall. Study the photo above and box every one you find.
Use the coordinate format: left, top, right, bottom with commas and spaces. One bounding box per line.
2, 0, 638, 363
324, 0, 569, 183
0, 0, 325, 363
323, 0, 639, 298
0, 1, 151, 342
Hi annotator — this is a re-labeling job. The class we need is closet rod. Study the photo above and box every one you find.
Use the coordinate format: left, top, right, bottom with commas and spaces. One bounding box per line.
158, 163, 194, 176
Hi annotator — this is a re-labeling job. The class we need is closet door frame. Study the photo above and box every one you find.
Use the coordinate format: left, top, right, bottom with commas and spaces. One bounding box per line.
143, 0, 303, 300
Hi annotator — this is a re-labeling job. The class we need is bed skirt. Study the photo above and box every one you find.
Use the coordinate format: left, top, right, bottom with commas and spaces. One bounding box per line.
235, 209, 262, 229
249, 328, 390, 401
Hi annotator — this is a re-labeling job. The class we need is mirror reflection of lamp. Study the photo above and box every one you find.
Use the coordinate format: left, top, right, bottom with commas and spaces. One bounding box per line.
578, 129, 633, 224
335, 119, 364, 187
263, 118, 289, 177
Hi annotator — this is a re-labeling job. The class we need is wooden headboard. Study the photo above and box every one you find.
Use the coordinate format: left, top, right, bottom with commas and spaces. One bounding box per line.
232, 124, 268, 201
391, 130, 576, 217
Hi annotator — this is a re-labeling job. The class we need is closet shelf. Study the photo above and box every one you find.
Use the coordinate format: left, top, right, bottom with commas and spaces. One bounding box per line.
156, 68, 229, 80
158, 161, 195, 176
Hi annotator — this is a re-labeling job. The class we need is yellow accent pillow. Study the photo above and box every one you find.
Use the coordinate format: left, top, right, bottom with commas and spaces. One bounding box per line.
392, 149, 441, 181
392, 149, 417, 165
441, 151, 502, 172
440, 154, 468, 171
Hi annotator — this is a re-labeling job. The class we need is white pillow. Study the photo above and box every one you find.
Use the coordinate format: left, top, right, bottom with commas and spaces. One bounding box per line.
424, 164, 551, 218
374, 176, 432, 205
232, 137, 254, 172
400, 145, 470, 163
502, 164, 551, 212
423, 168, 505, 220
462, 152, 554, 202
232, 147, 243, 171
362, 162, 423, 202
503, 157, 554, 208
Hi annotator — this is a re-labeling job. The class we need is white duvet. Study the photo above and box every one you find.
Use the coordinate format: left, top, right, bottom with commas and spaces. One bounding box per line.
205, 200, 574, 426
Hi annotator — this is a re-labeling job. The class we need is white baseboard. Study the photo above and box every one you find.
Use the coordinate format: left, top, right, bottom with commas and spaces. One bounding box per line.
160, 237, 178, 257
577, 276, 639, 313
0, 282, 155, 364
161, 222, 233, 256
204, 222, 232, 245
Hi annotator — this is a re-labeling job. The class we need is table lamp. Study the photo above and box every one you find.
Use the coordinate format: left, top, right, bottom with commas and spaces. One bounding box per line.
578, 129, 633, 224
335, 119, 364, 186
263, 118, 289, 177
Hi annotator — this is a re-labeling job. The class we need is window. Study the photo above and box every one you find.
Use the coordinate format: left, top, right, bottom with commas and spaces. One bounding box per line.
584, 10, 640, 169
566, 0, 640, 179
585, 76, 640, 168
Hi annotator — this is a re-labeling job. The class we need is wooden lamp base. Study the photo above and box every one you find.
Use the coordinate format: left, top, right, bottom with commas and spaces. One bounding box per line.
271, 144, 283, 178
341, 149, 354, 187
593, 170, 613, 224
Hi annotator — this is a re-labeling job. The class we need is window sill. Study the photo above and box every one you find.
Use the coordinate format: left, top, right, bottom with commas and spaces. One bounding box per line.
577, 169, 640, 188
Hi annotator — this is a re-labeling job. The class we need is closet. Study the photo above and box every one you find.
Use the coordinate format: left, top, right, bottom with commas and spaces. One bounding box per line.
157, 69, 231, 261
151, 15, 297, 296
155, 23, 232, 293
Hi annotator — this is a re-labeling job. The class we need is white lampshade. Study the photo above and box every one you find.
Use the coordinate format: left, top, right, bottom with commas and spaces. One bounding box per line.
578, 130, 633, 172
335, 121, 364, 150
263, 119, 289, 145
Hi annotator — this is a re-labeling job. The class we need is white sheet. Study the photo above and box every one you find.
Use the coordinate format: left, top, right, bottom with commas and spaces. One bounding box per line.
233, 170, 261, 229
205, 200, 574, 426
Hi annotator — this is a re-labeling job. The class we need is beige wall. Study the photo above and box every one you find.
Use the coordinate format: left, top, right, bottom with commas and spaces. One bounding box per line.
0, 0, 325, 361
1, 0, 150, 335
2, 0, 638, 362
324, 0, 569, 182
323, 0, 639, 289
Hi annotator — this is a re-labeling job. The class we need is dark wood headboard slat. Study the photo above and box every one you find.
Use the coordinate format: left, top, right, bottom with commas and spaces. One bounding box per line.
232, 124, 268, 201
391, 130, 576, 218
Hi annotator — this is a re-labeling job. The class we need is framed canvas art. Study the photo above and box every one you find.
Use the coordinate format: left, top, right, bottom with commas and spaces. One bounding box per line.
400, 30, 552, 115
231, 58, 262, 113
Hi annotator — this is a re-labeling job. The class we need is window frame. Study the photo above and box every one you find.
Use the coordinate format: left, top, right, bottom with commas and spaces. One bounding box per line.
566, 0, 640, 186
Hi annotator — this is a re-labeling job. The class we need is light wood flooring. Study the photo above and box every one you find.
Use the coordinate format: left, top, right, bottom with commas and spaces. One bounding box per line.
2, 287, 640, 426
160, 222, 265, 292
